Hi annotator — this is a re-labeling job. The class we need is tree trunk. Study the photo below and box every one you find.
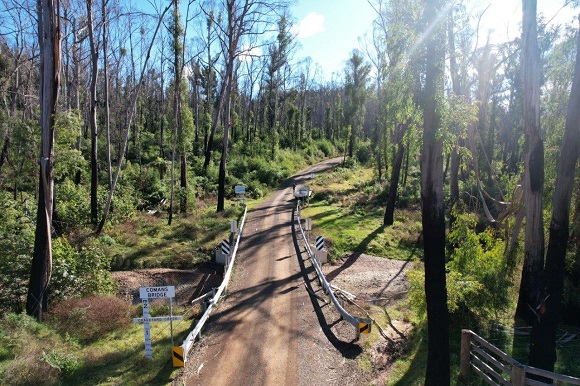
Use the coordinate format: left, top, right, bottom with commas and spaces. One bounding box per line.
102, 0, 112, 190
421, 0, 450, 384
384, 122, 407, 226
447, 8, 462, 228
528, 19, 580, 373
87, 0, 99, 225
516, 0, 545, 324
27, 0, 61, 321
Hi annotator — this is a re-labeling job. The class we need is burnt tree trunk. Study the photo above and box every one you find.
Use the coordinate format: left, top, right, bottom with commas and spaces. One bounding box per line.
384, 121, 407, 226
528, 18, 580, 373
87, 0, 99, 225
516, 0, 545, 324
421, 0, 450, 384
27, 0, 61, 321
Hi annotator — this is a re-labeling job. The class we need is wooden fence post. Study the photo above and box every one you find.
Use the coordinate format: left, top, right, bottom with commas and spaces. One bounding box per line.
460, 329, 472, 380
512, 363, 526, 386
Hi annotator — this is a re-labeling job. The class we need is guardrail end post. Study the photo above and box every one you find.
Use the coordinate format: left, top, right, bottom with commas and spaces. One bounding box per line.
460, 329, 472, 380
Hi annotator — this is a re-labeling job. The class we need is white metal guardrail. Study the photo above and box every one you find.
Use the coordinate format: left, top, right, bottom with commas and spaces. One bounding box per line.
296, 202, 368, 337
180, 204, 248, 363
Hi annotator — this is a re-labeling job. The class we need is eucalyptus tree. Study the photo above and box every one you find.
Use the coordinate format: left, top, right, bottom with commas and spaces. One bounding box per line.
0, 0, 39, 184
515, 0, 544, 324
86, 0, 101, 225
265, 14, 293, 156
420, 0, 450, 383
27, 0, 61, 321
528, 18, 580, 372
368, 0, 421, 226
344, 50, 370, 160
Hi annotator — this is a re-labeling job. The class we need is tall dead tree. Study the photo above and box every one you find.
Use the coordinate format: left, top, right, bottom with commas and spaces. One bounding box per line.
86, 0, 99, 225
96, 3, 172, 235
214, 0, 287, 212
27, 0, 61, 321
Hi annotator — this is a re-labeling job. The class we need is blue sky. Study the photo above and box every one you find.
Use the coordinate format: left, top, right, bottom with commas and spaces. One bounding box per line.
290, 0, 376, 80
289, 0, 575, 81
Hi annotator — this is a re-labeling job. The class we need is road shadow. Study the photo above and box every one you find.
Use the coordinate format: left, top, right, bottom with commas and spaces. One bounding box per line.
291, 207, 362, 359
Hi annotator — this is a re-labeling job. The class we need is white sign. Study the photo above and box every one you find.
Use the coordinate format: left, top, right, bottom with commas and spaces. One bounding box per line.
235, 185, 246, 194
133, 316, 183, 323
140, 286, 175, 299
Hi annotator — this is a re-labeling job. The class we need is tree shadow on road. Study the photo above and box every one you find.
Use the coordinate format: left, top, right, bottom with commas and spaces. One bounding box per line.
291, 207, 362, 359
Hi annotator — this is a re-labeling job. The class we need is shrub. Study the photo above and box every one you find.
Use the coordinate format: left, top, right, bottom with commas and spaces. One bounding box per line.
313, 138, 336, 157
55, 180, 90, 231
408, 213, 510, 323
0, 194, 35, 315
51, 238, 116, 302
355, 140, 373, 164
47, 296, 132, 343
446, 212, 510, 319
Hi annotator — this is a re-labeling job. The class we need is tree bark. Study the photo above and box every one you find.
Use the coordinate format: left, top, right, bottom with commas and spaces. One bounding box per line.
421, 0, 450, 384
87, 0, 99, 225
516, 0, 545, 324
384, 122, 407, 226
102, 0, 112, 190
27, 0, 61, 321
528, 18, 580, 373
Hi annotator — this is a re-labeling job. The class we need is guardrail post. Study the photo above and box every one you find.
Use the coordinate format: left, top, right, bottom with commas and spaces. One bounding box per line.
460, 329, 472, 380
511, 363, 526, 386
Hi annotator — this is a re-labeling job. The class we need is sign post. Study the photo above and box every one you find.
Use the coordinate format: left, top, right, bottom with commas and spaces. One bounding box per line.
134, 286, 181, 359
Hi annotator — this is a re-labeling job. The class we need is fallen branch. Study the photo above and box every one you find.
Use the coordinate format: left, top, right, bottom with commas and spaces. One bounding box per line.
330, 284, 356, 301
382, 307, 406, 341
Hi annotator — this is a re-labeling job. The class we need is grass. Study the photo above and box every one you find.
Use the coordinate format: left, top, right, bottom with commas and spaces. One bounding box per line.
102, 202, 246, 270
301, 166, 422, 261
0, 301, 201, 386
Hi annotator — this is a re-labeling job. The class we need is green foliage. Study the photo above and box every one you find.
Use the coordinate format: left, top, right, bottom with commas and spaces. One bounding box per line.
5, 118, 38, 194
0, 193, 35, 315
312, 138, 336, 157
55, 180, 90, 231
42, 349, 80, 377
355, 139, 373, 164
51, 237, 116, 302
54, 111, 86, 182
440, 94, 478, 155
408, 212, 510, 323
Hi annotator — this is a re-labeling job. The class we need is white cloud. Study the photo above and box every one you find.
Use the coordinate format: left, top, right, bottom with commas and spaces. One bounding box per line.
238, 45, 263, 61
292, 12, 325, 39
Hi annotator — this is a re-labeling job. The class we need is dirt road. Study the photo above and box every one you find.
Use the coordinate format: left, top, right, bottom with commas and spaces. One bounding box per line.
181, 157, 366, 385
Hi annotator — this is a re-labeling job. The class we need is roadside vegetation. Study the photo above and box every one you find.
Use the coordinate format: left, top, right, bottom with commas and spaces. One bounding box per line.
0, 141, 336, 386
301, 161, 580, 384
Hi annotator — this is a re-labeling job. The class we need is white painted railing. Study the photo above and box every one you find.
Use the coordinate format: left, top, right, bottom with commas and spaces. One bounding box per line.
180, 204, 248, 362
295, 202, 365, 337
